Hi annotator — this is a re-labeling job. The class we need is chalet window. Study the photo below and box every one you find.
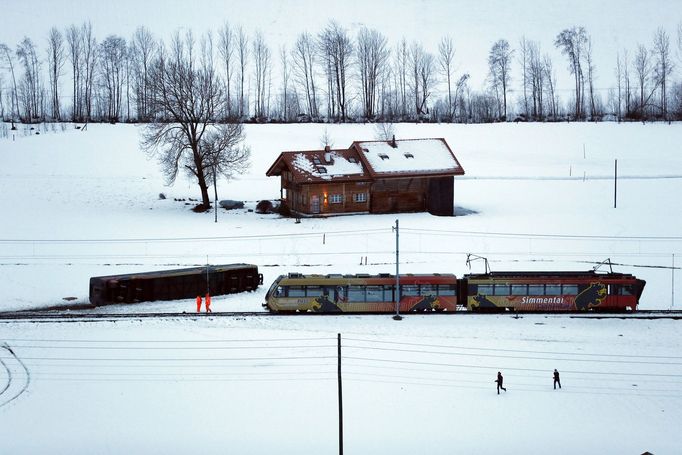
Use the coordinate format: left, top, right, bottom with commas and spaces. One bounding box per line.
404, 153, 414, 158
330, 194, 343, 204
362, 148, 369, 153
316, 166, 327, 173
378, 153, 389, 160
313, 157, 322, 165
348, 157, 358, 163
353, 193, 367, 203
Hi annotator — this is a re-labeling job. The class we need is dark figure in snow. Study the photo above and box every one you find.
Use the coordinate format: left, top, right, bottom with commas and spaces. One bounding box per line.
495, 371, 507, 394
553, 369, 561, 389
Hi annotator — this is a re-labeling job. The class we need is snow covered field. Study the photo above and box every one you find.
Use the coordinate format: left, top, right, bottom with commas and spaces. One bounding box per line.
1, 122, 682, 453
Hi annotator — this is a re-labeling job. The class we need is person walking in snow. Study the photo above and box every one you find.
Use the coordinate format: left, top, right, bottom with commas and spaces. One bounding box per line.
495, 371, 507, 394
196, 295, 202, 313
553, 369, 561, 389
205, 293, 212, 313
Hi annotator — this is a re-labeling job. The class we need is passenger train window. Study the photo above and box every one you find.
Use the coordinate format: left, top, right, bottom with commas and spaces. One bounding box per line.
545, 285, 562, 295
477, 285, 493, 295
383, 285, 395, 301
619, 286, 634, 296
401, 285, 419, 296
420, 284, 436, 296
511, 285, 528, 296
528, 285, 544, 295
562, 285, 578, 295
365, 286, 383, 302
348, 286, 365, 301
438, 285, 456, 296
306, 286, 322, 297
493, 285, 510, 296
288, 286, 305, 297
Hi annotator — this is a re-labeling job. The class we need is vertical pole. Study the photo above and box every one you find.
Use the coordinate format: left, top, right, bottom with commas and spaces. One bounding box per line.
337, 333, 343, 455
213, 162, 218, 223
393, 219, 402, 321
614, 159, 618, 209
673, 253, 676, 310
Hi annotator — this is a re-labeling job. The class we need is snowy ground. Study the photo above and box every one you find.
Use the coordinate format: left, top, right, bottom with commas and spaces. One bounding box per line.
1, 122, 681, 453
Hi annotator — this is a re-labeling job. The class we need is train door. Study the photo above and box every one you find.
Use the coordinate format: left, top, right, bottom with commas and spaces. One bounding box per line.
311, 195, 321, 214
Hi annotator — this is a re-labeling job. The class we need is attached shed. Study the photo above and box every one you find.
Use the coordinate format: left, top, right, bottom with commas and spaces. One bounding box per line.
266, 137, 465, 216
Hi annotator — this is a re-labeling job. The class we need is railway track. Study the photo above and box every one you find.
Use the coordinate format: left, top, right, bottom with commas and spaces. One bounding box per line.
1, 310, 681, 321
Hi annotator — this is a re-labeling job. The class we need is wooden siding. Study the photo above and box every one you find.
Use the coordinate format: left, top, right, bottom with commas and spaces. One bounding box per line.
285, 181, 371, 215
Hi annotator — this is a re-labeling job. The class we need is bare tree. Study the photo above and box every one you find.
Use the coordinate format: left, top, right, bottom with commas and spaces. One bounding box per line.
395, 38, 408, 118
357, 26, 388, 120
142, 31, 234, 209
217, 22, 234, 118
438, 36, 455, 120
585, 37, 597, 118
65, 25, 82, 120
555, 26, 588, 119
653, 27, 673, 120
16, 37, 43, 121
634, 43, 658, 117
319, 21, 353, 122
0, 43, 20, 124
252, 31, 270, 119
292, 32, 318, 118
527, 40, 544, 119
518, 37, 530, 117
81, 22, 97, 122
237, 27, 248, 118
409, 42, 433, 118
99, 35, 126, 121
488, 39, 513, 120
202, 123, 251, 207
46, 27, 65, 120
544, 54, 558, 119
129, 26, 156, 121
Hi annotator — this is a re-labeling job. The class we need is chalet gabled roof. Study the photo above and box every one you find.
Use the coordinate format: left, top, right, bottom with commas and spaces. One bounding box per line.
265, 148, 368, 183
351, 138, 465, 179
266, 138, 465, 184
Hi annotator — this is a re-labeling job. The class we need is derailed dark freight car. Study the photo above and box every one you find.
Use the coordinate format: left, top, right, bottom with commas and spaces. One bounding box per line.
89, 263, 263, 305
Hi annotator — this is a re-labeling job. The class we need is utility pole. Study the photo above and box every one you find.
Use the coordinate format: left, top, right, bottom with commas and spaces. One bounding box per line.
206, 255, 210, 296
393, 219, 402, 321
337, 333, 343, 455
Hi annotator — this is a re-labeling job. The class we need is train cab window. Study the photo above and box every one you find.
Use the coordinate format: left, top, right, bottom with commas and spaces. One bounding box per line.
511, 285, 528, 296
545, 285, 562, 295
420, 284, 436, 296
528, 284, 544, 295
562, 285, 578, 295
438, 285, 456, 296
306, 286, 322, 297
401, 285, 419, 296
477, 284, 493, 295
288, 286, 305, 297
274, 286, 284, 297
348, 286, 365, 301
619, 286, 634, 296
493, 285, 511, 296
366, 286, 383, 302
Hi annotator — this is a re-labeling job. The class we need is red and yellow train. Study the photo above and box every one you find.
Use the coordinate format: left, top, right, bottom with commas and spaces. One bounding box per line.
264, 270, 645, 313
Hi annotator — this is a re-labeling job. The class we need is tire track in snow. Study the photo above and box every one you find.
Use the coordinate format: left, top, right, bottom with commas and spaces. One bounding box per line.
0, 343, 31, 408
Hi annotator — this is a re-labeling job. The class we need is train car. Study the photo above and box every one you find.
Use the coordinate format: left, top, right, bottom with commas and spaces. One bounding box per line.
461, 271, 646, 312
89, 263, 263, 305
265, 273, 458, 313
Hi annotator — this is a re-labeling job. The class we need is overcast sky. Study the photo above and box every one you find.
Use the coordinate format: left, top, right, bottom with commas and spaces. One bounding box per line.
3, 0, 681, 93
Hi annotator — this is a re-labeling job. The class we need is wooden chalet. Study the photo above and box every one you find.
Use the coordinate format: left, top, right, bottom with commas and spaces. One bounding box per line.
265, 137, 465, 216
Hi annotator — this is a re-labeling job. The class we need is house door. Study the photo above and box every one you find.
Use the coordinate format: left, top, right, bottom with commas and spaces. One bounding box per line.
310, 195, 320, 214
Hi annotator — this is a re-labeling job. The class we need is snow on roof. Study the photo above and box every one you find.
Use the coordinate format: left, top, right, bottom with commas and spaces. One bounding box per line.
291, 151, 365, 180
357, 138, 463, 175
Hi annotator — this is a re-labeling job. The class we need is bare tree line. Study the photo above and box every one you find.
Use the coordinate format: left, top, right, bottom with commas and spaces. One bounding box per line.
2, 20, 682, 124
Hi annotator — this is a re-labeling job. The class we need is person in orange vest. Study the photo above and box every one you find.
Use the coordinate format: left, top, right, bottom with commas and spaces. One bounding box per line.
205, 293, 212, 313
196, 295, 202, 313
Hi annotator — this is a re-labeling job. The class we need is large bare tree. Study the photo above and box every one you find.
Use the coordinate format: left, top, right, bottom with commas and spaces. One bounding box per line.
438, 36, 455, 120
555, 26, 588, 119
357, 26, 388, 120
46, 27, 65, 120
319, 21, 353, 122
142, 31, 248, 210
292, 32, 318, 118
99, 35, 126, 121
487, 39, 512, 120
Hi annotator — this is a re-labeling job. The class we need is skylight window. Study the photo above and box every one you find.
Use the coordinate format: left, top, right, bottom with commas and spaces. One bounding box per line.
378, 153, 389, 160
348, 157, 358, 163
316, 166, 327, 173
404, 153, 414, 158
312, 157, 322, 165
